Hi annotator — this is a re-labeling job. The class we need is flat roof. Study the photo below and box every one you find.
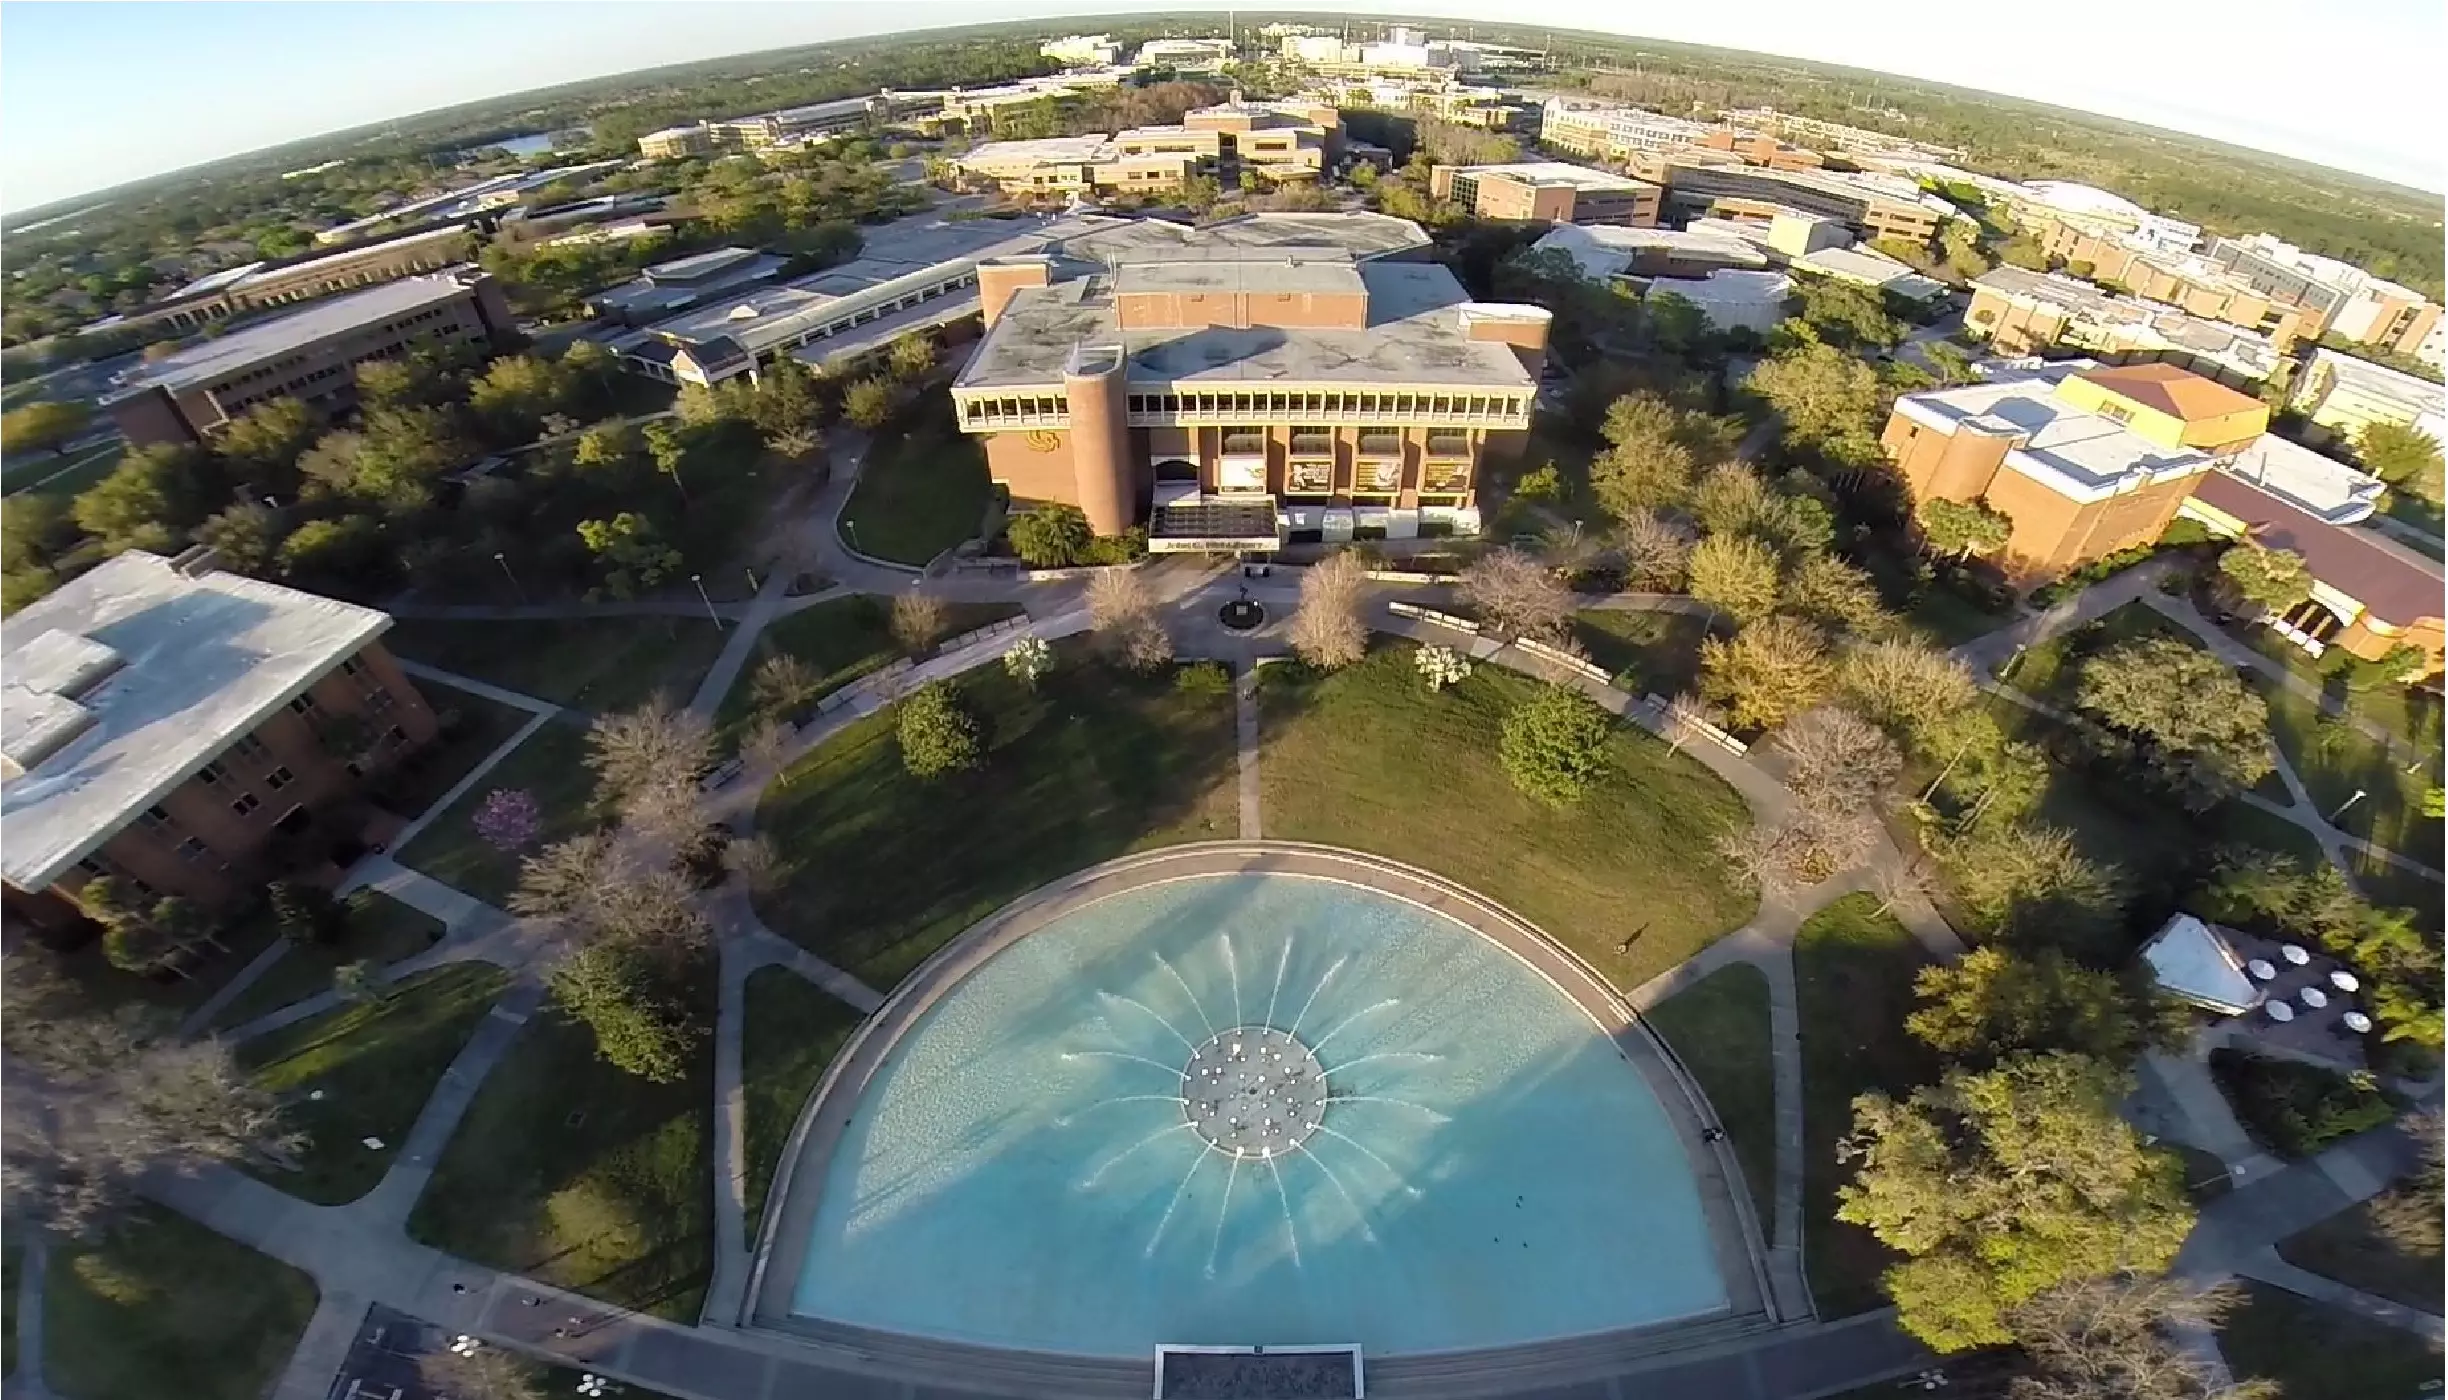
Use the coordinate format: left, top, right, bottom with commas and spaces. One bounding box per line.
1449, 160, 1653, 192
2220, 433, 2384, 524
1895, 378, 2212, 503
116, 270, 480, 394
1, 552, 391, 889
2310, 347, 2446, 414
1795, 246, 1948, 300
1115, 254, 1364, 296
2192, 471, 2443, 625
961, 135, 1116, 165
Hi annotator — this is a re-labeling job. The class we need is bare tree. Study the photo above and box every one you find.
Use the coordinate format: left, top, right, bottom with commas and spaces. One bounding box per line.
739, 717, 793, 782
1459, 547, 1572, 642
2006, 1277, 2276, 1400
418, 1343, 542, 1400
1122, 619, 1176, 673
586, 698, 715, 805
510, 832, 708, 955
1778, 706, 1902, 813
748, 653, 819, 716
1838, 639, 1979, 747
1714, 822, 1797, 896
890, 591, 948, 654
722, 833, 783, 895
1659, 691, 1726, 754
1615, 512, 1694, 592
2366, 1108, 2444, 1255
1290, 552, 1369, 669
1086, 566, 1155, 635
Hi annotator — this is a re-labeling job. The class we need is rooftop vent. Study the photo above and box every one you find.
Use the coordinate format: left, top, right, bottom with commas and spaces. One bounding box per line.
169, 544, 220, 578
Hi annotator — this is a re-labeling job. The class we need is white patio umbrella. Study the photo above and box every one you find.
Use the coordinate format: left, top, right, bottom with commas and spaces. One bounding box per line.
2265, 1000, 2296, 1022
2281, 944, 2311, 966
2329, 970, 2361, 992
2247, 959, 2278, 980
2300, 987, 2329, 1010
2343, 1011, 2374, 1034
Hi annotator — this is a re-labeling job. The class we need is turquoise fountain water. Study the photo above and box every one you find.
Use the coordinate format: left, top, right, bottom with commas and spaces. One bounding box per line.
789, 872, 1727, 1355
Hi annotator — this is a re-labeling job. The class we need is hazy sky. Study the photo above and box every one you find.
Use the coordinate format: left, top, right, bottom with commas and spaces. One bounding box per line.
3, 0, 2443, 211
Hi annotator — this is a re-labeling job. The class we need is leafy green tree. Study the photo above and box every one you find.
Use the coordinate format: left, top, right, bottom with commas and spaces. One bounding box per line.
2075, 637, 2274, 792
1935, 819, 2126, 949
195, 502, 287, 577
214, 398, 317, 493
1006, 505, 1092, 567
1700, 615, 1833, 730
546, 941, 702, 1083
1790, 278, 1904, 349
1589, 392, 1700, 516
573, 420, 641, 473
468, 354, 571, 442
672, 383, 735, 429
577, 512, 682, 599
642, 420, 692, 501
1178, 173, 1223, 214
73, 444, 206, 554
886, 333, 937, 383
353, 358, 429, 409
277, 514, 386, 587
1748, 341, 1885, 461
1498, 683, 1614, 807
1, 492, 78, 574
746, 359, 821, 438
2354, 420, 2441, 487
1917, 497, 2013, 560
1908, 946, 2169, 1067
1838, 1053, 2194, 1352
1782, 552, 1890, 637
348, 406, 466, 513
1684, 533, 1783, 626
2217, 542, 2313, 612
898, 679, 983, 779
1, 399, 90, 456
842, 376, 896, 431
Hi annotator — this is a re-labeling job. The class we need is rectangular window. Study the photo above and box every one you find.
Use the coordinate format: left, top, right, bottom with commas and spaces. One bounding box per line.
75, 857, 107, 879
265, 766, 295, 791
177, 837, 210, 863
197, 761, 228, 786
289, 693, 320, 715
366, 688, 396, 714
230, 792, 262, 817
387, 726, 408, 745
340, 656, 365, 678
139, 804, 173, 832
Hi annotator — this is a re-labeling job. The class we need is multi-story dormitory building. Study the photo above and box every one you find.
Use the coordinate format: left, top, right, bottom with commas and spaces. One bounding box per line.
2, 550, 441, 939
106, 268, 514, 447
949, 211, 1546, 550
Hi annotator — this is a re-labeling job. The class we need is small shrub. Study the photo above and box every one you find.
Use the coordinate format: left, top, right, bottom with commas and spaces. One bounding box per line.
1498, 683, 1613, 807
1174, 660, 1232, 695
2209, 1049, 2397, 1158
897, 680, 983, 779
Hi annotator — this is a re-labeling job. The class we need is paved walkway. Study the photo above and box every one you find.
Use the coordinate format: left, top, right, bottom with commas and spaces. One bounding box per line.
2239, 1248, 2445, 1340
9, 1230, 52, 1400
2177, 1121, 2422, 1280
1234, 663, 1262, 839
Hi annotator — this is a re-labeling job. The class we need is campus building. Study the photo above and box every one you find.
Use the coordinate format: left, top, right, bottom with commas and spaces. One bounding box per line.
1790, 245, 1949, 308
1644, 269, 1794, 337
79, 224, 480, 341
2290, 347, 2448, 448
1428, 162, 1660, 225
106, 268, 512, 447
1, 550, 441, 933
1637, 156, 1961, 243
1131, 38, 1237, 72
1530, 223, 1768, 282
1714, 107, 1963, 163
1881, 361, 2443, 668
2206, 235, 2441, 358
1040, 34, 1123, 67
1537, 99, 1712, 161
954, 102, 1334, 199
2003, 181, 2200, 255
949, 212, 1542, 549
1965, 266, 2284, 385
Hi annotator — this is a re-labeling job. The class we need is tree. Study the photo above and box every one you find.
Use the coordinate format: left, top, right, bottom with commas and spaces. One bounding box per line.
2216, 542, 2313, 612
213, 398, 317, 491
473, 788, 543, 854
887, 332, 937, 383
749, 653, 820, 716
672, 383, 736, 430
1615, 512, 1694, 591
843, 376, 896, 430
576, 513, 682, 599
573, 420, 641, 473
1917, 497, 2013, 560
1003, 635, 1054, 689
1838, 1052, 2194, 1352
1700, 615, 1832, 730
1458, 547, 1571, 642
586, 698, 715, 807
269, 880, 340, 945
1179, 173, 1223, 214
277, 514, 385, 588
721, 833, 783, 895
2004, 1276, 2275, 1400
1781, 552, 1890, 637
890, 590, 948, 653
349, 406, 466, 513
1936, 820, 2126, 948
1416, 644, 1472, 691
2365, 1110, 2443, 1256
1290, 551, 1368, 669
642, 420, 691, 502
1007, 505, 1093, 567
1499, 683, 1614, 807
2075, 637, 2274, 792
2, 492, 77, 575
1908, 946, 2165, 1067
1086, 566, 1168, 672
1779, 706, 1901, 812
468, 354, 571, 441
513, 831, 707, 952
1839, 640, 1979, 753
353, 358, 428, 409
740, 717, 794, 781
747, 358, 821, 439
2355, 420, 2442, 487
74, 445, 202, 554
547, 940, 702, 1083
195, 501, 287, 577
1684, 534, 1783, 626
1747, 341, 1885, 461
898, 679, 983, 779
1689, 462, 1775, 540
0, 399, 89, 456
1590, 393, 1697, 516
1790, 277, 1904, 350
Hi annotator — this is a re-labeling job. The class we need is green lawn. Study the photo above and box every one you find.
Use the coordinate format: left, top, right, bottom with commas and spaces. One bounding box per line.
370, 679, 535, 822
239, 963, 511, 1204
8, 441, 122, 502
1643, 962, 1776, 1237
1794, 893, 1942, 1318
1259, 645, 1757, 993
408, 968, 715, 1321
1901, 585, 2016, 649
211, 892, 447, 1030
713, 595, 1021, 748
741, 969, 866, 1245
2256, 673, 2442, 864
755, 645, 1239, 986
34, 907, 285, 1021
1571, 610, 1713, 699
838, 396, 992, 565
2001, 600, 2198, 703
2277, 1193, 2443, 1315
384, 615, 728, 713
2220, 1281, 2442, 1400
396, 721, 602, 906
44, 1206, 318, 1400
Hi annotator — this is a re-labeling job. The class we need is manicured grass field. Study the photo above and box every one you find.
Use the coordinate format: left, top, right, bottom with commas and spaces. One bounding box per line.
1794, 893, 1941, 1318
741, 969, 866, 1245
713, 595, 1022, 747
408, 967, 715, 1321
370, 679, 536, 822
1571, 610, 1712, 699
1259, 645, 1757, 993
384, 615, 728, 713
2257, 672, 2442, 865
1900, 585, 2014, 649
2220, 1281, 2443, 1400
838, 397, 992, 565
44, 1206, 318, 1400
2277, 1192, 2444, 1315
396, 721, 601, 906
212, 892, 448, 1030
2001, 599, 2199, 703
756, 646, 1239, 986
240, 963, 512, 1204
1643, 962, 1776, 1237
7, 441, 122, 502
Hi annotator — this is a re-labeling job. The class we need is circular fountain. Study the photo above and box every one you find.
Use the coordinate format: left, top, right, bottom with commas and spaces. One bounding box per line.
1218, 597, 1265, 631
1182, 1026, 1329, 1157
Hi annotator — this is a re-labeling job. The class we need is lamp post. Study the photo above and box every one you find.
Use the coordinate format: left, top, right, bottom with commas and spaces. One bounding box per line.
691, 574, 723, 629
2329, 788, 2368, 823
493, 551, 526, 604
